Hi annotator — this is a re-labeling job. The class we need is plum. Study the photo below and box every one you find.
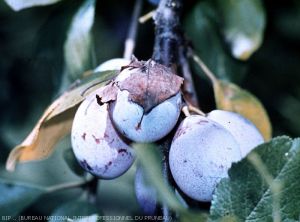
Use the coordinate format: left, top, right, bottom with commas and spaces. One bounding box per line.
169, 115, 241, 202
207, 110, 264, 157
71, 89, 135, 179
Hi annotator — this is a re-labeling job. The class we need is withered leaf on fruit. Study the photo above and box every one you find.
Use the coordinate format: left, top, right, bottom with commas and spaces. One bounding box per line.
120, 56, 145, 71
96, 81, 118, 104
97, 59, 184, 113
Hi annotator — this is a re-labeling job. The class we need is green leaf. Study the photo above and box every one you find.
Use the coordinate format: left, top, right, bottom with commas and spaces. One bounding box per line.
179, 209, 209, 222
276, 7, 300, 40
64, 0, 96, 80
50, 200, 101, 222
134, 143, 183, 211
216, 0, 266, 60
0, 183, 43, 216
97, 164, 140, 215
210, 136, 300, 221
4, 0, 61, 11
185, 1, 245, 82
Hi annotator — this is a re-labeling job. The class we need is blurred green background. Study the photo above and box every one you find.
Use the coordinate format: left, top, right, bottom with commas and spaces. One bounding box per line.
0, 0, 300, 218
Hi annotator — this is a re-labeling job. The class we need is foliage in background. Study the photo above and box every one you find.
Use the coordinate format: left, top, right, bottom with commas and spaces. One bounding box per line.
211, 137, 300, 221
0, 0, 300, 221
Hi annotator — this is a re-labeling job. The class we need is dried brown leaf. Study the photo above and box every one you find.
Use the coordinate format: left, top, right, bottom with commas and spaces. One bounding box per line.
96, 81, 118, 104
119, 60, 183, 112
6, 71, 117, 171
213, 80, 272, 140
47, 70, 117, 120
96, 60, 183, 113
6, 101, 77, 171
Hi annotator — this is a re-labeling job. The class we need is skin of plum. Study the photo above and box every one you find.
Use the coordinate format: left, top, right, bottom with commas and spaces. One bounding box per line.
135, 167, 157, 215
169, 115, 242, 202
207, 110, 264, 157
110, 91, 182, 143
94, 58, 130, 72
71, 89, 135, 179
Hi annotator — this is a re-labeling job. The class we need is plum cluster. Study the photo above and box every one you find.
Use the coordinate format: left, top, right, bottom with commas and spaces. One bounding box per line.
169, 110, 263, 202
71, 58, 264, 209
72, 58, 183, 179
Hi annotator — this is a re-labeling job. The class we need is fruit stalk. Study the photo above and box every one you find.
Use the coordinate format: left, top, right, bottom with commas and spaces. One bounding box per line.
179, 45, 199, 107
86, 177, 99, 204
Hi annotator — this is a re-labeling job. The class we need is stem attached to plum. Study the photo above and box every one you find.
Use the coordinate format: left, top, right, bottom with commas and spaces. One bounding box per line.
191, 52, 218, 85
179, 45, 200, 108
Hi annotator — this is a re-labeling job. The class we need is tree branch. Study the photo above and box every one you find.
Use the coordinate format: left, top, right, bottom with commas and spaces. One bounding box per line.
152, 0, 183, 67
152, 1, 183, 221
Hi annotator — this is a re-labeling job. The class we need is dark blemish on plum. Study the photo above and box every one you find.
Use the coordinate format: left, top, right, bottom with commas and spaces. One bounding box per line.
197, 120, 209, 125
118, 149, 127, 153
103, 161, 113, 173
227, 147, 232, 150
118, 149, 128, 157
193, 168, 203, 178
81, 133, 86, 140
122, 130, 127, 137
80, 159, 93, 171
96, 94, 104, 106
183, 160, 187, 163
104, 166, 108, 172
135, 122, 141, 131
135, 112, 145, 131
173, 126, 188, 140
92, 135, 101, 144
